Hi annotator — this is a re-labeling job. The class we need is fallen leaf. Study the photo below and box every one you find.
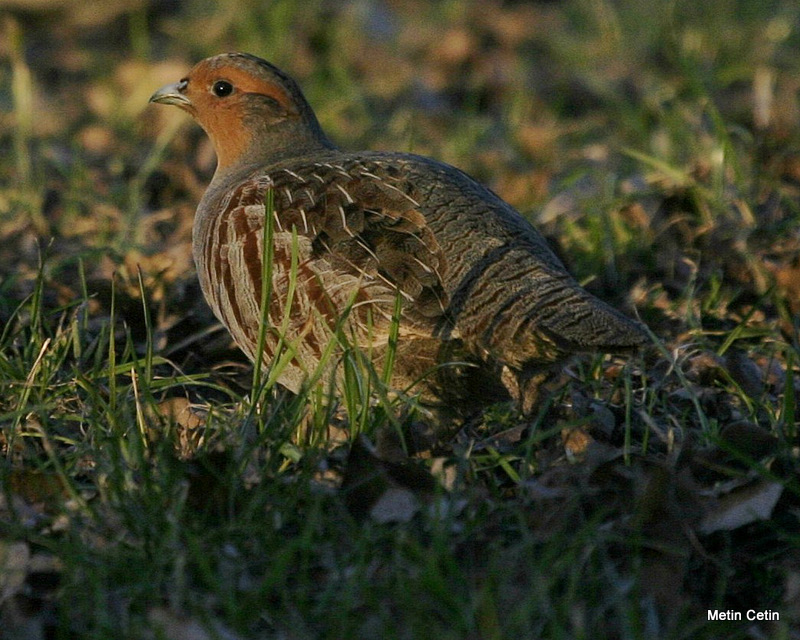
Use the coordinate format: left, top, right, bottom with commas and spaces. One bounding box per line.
429, 457, 458, 491
154, 397, 206, 430
718, 420, 778, 459
369, 487, 419, 524
699, 480, 784, 534
561, 425, 593, 462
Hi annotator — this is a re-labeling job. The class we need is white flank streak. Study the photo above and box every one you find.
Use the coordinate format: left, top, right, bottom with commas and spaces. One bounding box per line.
334, 183, 355, 204
338, 205, 354, 236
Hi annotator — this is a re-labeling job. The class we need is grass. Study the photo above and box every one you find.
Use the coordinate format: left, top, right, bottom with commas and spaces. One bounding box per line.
2, 0, 800, 638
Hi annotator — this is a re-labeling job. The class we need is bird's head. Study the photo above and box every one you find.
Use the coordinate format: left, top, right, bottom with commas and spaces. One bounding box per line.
150, 53, 333, 172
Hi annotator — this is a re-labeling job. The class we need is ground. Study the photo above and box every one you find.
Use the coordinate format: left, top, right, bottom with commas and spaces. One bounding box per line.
1, 1, 799, 638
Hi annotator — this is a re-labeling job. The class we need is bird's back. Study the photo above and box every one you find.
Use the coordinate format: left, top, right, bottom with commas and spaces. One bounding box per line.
382, 152, 648, 364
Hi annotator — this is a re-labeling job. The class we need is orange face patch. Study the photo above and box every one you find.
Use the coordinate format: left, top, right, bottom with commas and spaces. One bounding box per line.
177, 57, 298, 171
208, 66, 296, 113
189, 57, 297, 114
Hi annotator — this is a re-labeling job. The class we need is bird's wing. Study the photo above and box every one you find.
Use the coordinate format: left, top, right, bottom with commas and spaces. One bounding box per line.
197, 159, 451, 383
259, 158, 451, 324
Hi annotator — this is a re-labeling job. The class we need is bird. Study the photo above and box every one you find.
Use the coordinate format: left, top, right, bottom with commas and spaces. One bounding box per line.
150, 52, 648, 419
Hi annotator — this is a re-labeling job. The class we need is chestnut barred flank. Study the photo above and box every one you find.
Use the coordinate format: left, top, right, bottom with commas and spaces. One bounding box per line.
152, 53, 648, 414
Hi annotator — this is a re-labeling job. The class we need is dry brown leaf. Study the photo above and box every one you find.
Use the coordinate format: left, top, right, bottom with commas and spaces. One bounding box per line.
147, 397, 208, 458
561, 425, 593, 461
154, 397, 206, 431
699, 480, 783, 534
429, 457, 458, 491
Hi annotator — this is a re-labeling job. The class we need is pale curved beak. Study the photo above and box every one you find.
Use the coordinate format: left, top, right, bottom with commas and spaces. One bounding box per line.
149, 81, 191, 107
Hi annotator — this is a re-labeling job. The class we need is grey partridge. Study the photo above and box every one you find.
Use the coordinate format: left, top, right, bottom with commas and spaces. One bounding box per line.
150, 53, 648, 416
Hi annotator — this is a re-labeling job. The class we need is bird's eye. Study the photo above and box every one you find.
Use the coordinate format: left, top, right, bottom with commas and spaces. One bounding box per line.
212, 80, 234, 97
